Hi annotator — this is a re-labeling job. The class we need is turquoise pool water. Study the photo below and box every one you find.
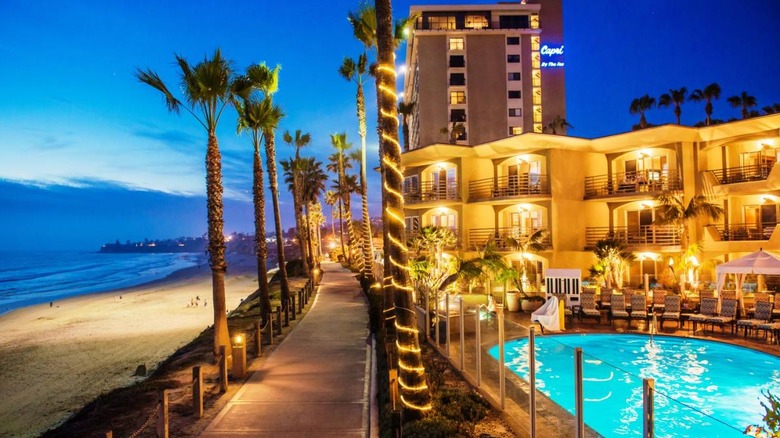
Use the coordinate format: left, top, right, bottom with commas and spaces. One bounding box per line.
490, 334, 780, 437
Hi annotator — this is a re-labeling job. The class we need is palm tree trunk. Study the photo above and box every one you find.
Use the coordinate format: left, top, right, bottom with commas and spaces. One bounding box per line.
358, 85, 374, 282
375, 65, 395, 335
264, 129, 291, 305
206, 133, 230, 358
338, 195, 346, 259
253, 141, 271, 323
376, 0, 431, 414
305, 204, 316, 269
293, 174, 311, 276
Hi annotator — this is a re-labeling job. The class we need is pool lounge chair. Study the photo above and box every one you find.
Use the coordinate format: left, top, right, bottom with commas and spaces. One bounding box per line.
736, 301, 773, 338
756, 322, 780, 345
659, 295, 681, 329
580, 292, 602, 324
609, 294, 630, 326
599, 287, 613, 312
689, 297, 718, 333
629, 294, 648, 328
706, 299, 738, 335
652, 289, 667, 313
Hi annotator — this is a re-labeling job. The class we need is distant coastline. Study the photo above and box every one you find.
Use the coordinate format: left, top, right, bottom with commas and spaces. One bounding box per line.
100, 237, 206, 253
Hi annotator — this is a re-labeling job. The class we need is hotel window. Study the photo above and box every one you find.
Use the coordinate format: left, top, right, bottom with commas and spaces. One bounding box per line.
530, 14, 540, 29
403, 175, 419, 195
449, 55, 465, 68
405, 216, 420, 234
509, 126, 523, 135
533, 89, 542, 105
507, 54, 521, 63
508, 90, 522, 99
449, 37, 464, 51
532, 70, 541, 86
449, 90, 466, 104
449, 73, 465, 86
429, 15, 456, 30
509, 108, 522, 117
507, 36, 520, 45
532, 53, 541, 69
530, 36, 540, 51
508, 72, 521, 81
500, 15, 530, 29
533, 106, 542, 123
450, 109, 466, 122
465, 14, 489, 30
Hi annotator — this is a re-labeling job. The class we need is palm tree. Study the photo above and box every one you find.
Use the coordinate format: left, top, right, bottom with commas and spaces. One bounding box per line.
339, 54, 374, 283
300, 157, 328, 267
590, 238, 636, 290
503, 228, 549, 295
689, 83, 721, 126
323, 189, 339, 246
375, 0, 430, 413
543, 115, 573, 135
135, 49, 235, 357
235, 95, 282, 325
398, 99, 416, 151
629, 94, 656, 129
282, 130, 312, 277
329, 133, 357, 264
658, 87, 687, 125
727, 91, 758, 119
653, 191, 724, 251
248, 63, 291, 306
439, 121, 466, 144
762, 103, 780, 114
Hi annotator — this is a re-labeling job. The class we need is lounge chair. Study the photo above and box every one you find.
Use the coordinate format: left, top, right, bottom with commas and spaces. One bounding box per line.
652, 289, 667, 313
580, 292, 602, 324
706, 299, 738, 335
689, 297, 718, 333
756, 322, 780, 345
747, 292, 770, 317
610, 294, 630, 326
660, 295, 681, 329
600, 288, 613, 312
629, 294, 648, 328
736, 301, 773, 338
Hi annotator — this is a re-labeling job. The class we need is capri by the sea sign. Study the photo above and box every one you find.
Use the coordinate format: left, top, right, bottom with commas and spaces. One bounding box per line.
540, 44, 564, 68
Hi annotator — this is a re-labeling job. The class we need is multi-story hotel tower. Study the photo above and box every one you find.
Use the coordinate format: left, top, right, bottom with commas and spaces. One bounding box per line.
403, 0, 565, 151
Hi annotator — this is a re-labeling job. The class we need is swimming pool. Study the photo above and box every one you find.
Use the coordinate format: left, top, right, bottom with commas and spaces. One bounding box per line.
490, 334, 780, 437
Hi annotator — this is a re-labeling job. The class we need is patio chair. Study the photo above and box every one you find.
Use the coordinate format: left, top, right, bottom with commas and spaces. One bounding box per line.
747, 292, 770, 316
720, 290, 737, 301
629, 293, 648, 327
756, 322, 780, 345
580, 292, 602, 324
736, 301, 773, 338
610, 294, 630, 326
660, 295, 681, 329
652, 289, 667, 313
689, 297, 718, 334
706, 299, 738, 335
600, 287, 613, 312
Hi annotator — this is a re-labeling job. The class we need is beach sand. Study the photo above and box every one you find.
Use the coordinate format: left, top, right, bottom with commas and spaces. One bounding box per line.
0, 258, 258, 438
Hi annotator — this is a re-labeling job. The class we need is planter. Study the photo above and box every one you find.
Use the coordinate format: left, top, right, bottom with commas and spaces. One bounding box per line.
506, 292, 521, 312
521, 297, 544, 313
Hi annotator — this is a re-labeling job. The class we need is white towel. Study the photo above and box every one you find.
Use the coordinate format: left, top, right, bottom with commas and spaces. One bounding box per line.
531, 296, 560, 331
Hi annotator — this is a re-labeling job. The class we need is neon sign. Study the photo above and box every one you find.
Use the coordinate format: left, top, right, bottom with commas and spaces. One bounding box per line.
540, 44, 564, 68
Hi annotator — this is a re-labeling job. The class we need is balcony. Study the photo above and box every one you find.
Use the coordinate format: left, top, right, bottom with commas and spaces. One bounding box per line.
468, 227, 551, 250
708, 163, 773, 185
469, 174, 549, 202
403, 181, 460, 205
585, 225, 680, 249
710, 222, 776, 241
584, 169, 681, 199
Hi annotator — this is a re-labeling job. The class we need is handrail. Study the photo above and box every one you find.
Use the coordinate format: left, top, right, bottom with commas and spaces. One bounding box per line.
469, 173, 549, 201
584, 169, 681, 198
710, 222, 776, 241
707, 163, 774, 185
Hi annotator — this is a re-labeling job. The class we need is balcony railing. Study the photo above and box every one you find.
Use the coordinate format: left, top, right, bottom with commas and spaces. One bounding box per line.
468, 174, 549, 201
585, 225, 680, 248
710, 222, 776, 241
584, 169, 681, 199
468, 227, 551, 250
403, 181, 460, 204
708, 163, 773, 185
406, 228, 461, 249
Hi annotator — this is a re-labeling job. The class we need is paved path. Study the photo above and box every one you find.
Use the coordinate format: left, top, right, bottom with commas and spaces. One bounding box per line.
201, 262, 371, 437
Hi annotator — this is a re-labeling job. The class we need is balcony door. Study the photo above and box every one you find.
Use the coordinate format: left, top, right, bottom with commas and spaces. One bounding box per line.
745, 204, 778, 239
430, 210, 457, 235
626, 208, 654, 244
430, 167, 456, 199
510, 210, 541, 237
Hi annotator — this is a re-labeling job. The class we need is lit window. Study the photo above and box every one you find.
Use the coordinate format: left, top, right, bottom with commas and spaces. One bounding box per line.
465, 14, 489, 29
429, 16, 456, 30
449, 37, 464, 50
533, 88, 542, 105
508, 72, 521, 81
531, 36, 540, 51
534, 123, 543, 133
530, 14, 539, 30
533, 105, 542, 123
510, 126, 523, 135
449, 55, 465, 68
508, 90, 522, 99
449, 73, 465, 86
507, 54, 521, 63
532, 70, 541, 87
532, 53, 540, 69
509, 108, 522, 117
449, 91, 466, 104
507, 36, 520, 45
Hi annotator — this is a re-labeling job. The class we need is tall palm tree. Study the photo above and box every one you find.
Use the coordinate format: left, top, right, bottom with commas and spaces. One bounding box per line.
727, 91, 758, 119
653, 191, 724, 251
323, 189, 339, 246
135, 49, 235, 357
329, 133, 357, 264
689, 82, 721, 126
543, 114, 573, 135
282, 130, 312, 277
375, 0, 431, 413
398, 99, 416, 151
235, 95, 282, 325
327, 154, 348, 260
248, 63, 291, 306
629, 94, 656, 129
300, 157, 329, 268
339, 54, 374, 283
658, 87, 687, 125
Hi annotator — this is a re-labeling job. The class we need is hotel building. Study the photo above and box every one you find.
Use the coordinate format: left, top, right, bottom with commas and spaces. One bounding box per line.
403, 0, 565, 150
401, 113, 780, 286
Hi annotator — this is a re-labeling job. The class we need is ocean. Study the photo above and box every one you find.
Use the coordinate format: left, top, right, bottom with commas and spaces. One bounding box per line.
0, 251, 204, 315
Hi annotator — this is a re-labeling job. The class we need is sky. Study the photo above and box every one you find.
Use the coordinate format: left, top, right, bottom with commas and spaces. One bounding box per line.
1, 0, 779, 251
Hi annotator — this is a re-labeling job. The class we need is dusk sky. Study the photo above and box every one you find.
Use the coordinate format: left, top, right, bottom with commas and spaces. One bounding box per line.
1, 0, 779, 251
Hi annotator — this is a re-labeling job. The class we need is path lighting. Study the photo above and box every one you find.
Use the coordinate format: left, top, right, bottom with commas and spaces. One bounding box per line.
232, 333, 246, 379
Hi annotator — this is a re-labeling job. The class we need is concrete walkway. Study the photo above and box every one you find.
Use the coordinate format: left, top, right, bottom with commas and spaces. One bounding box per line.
201, 262, 371, 437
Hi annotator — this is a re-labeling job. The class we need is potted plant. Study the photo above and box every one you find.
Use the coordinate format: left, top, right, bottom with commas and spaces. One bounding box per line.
503, 228, 549, 312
